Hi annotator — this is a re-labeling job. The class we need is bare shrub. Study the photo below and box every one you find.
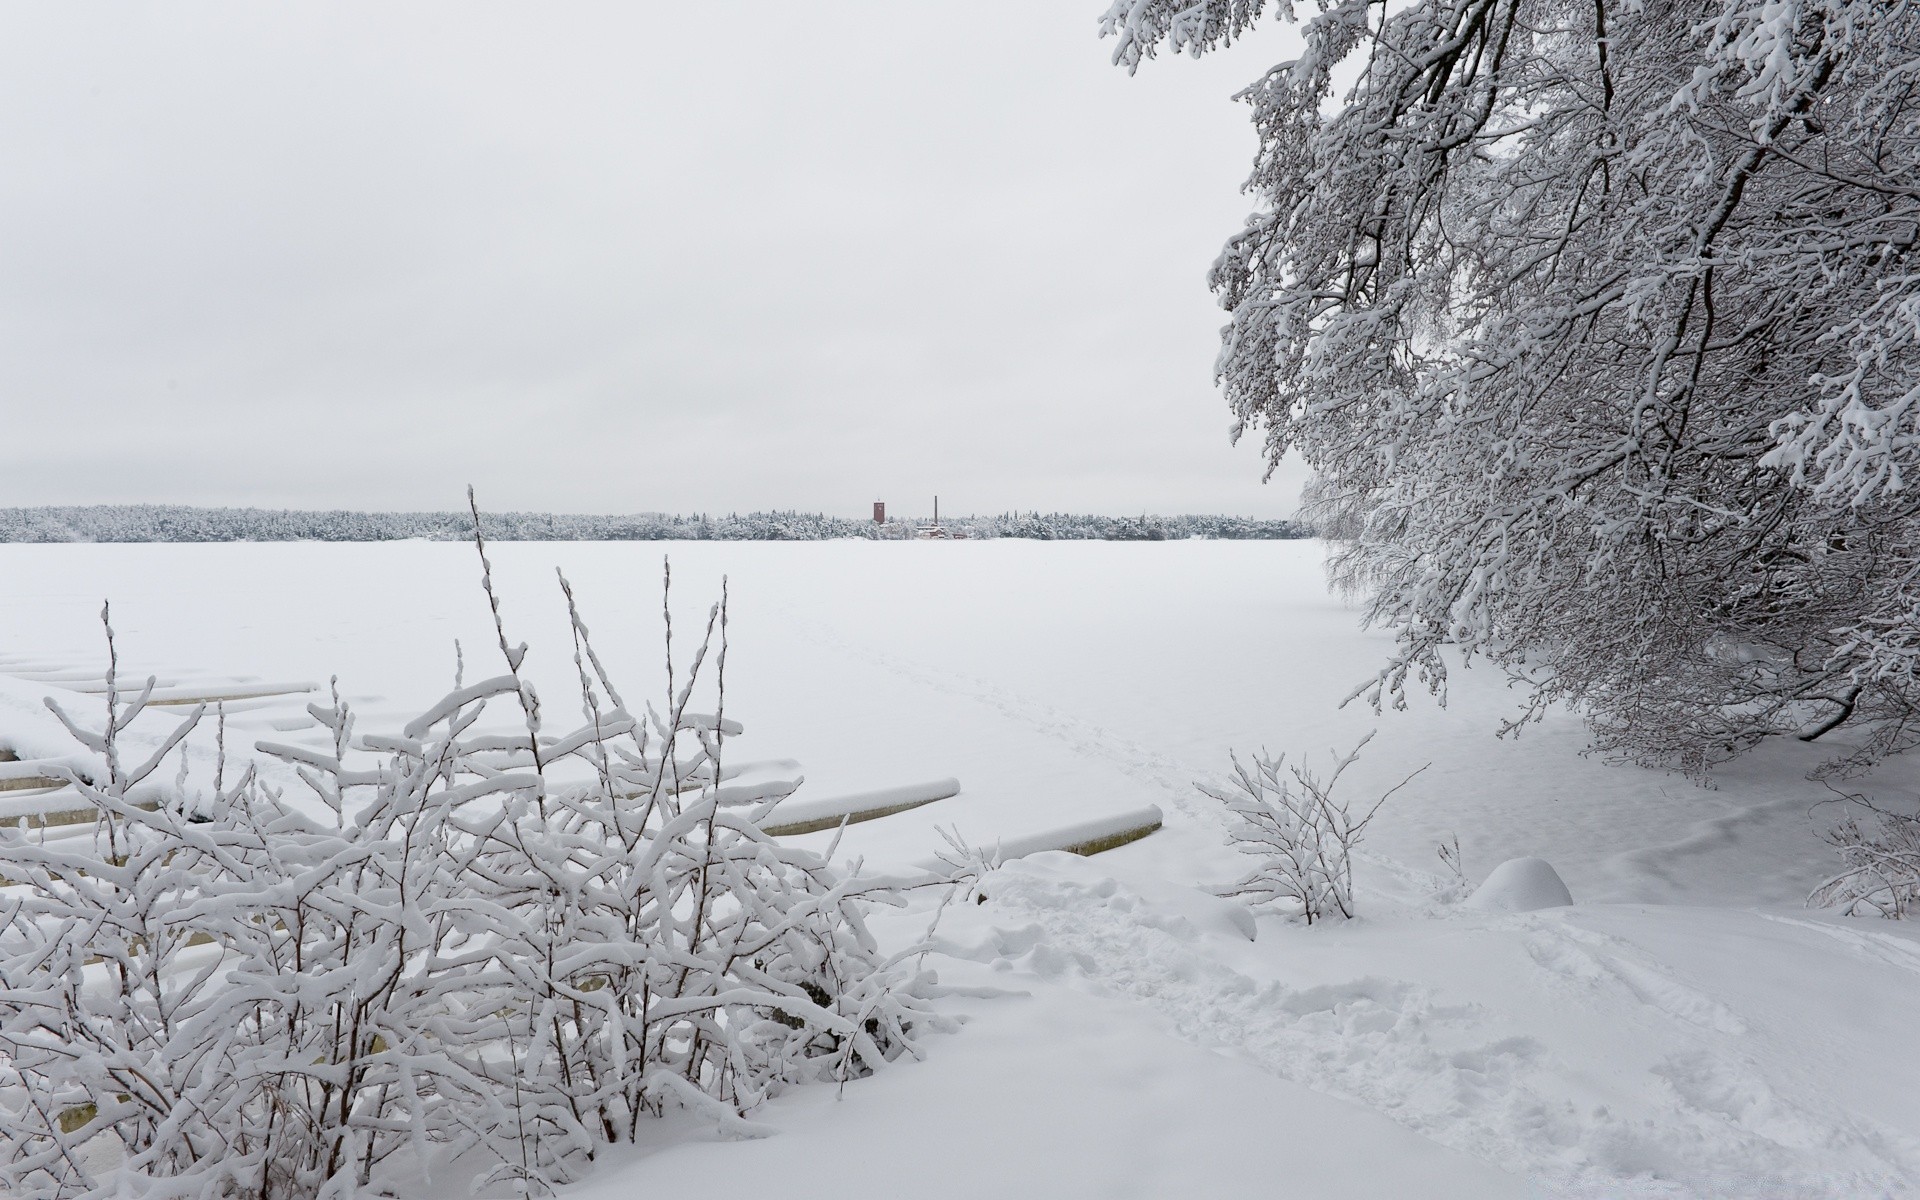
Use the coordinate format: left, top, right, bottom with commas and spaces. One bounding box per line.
1437, 833, 1468, 898
1202, 732, 1425, 924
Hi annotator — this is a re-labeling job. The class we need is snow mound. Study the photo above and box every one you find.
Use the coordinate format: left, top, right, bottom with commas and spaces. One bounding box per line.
1464, 857, 1573, 912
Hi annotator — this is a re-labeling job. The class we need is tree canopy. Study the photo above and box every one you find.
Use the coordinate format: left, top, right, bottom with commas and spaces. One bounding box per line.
1107, 0, 1920, 770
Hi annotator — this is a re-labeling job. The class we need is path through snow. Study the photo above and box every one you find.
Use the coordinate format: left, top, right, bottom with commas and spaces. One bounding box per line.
918, 853, 1920, 1198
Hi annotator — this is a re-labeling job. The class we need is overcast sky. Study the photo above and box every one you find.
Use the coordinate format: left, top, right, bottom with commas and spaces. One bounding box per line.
0, 3, 1309, 519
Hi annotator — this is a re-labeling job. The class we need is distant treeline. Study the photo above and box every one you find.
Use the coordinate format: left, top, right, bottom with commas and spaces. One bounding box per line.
0, 506, 1311, 544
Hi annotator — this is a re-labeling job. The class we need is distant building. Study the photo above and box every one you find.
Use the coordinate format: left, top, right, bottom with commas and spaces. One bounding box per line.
917, 495, 967, 539
873, 501, 885, 524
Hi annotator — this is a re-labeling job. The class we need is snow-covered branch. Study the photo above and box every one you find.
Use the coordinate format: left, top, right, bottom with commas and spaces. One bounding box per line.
1124, 0, 1920, 770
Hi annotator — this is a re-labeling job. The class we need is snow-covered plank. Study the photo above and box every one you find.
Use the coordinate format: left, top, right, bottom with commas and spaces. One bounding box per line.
983, 805, 1164, 861
0, 758, 66, 793
0, 784, 140, 829
897, 806, 1165, 873
64, 680, 317, 705
761, 778, 961, 837
5, 669, 134, 684
34, 675, 181, 692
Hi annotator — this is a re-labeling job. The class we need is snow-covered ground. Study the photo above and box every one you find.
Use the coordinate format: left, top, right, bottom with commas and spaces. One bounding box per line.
2, 539, 1916, 1197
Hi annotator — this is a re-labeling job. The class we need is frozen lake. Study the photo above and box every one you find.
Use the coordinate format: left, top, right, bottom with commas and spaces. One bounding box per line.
0, 538, 1897, 905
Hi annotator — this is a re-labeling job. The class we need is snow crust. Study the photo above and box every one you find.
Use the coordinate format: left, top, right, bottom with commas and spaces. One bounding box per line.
2, 539, 1917, 1197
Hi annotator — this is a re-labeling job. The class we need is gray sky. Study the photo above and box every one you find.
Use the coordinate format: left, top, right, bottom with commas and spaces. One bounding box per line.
0, 3, 1309, 519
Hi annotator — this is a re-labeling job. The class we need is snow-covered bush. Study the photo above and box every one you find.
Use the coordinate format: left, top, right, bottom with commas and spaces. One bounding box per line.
1810, 802, 1920, 920
1202, 733, 1422, 924
0, 531, 934, 1197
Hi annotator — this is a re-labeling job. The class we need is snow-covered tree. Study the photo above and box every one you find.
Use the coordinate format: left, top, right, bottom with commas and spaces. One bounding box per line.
1106, 0, 1920, 770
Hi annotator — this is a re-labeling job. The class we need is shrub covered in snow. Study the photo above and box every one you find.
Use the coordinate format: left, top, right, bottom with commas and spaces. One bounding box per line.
1202, 732, 1423, 924
0, 522, 940, 1197
1810, 802, 1920, 920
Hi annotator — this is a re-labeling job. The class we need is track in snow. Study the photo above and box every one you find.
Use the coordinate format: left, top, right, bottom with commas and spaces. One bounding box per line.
933, 858, 1920, 1200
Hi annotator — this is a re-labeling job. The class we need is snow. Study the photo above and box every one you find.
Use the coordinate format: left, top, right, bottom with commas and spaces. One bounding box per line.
573, 927, 1531, 1200
0, 537, 1916, 1197
1466, 857, 1575, 913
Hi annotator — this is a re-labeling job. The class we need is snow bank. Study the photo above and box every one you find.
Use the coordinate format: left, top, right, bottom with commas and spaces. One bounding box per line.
1464, 857, 1574, 912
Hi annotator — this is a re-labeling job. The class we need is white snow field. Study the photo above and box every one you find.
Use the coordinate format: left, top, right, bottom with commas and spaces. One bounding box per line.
2, 538, 1918, 1198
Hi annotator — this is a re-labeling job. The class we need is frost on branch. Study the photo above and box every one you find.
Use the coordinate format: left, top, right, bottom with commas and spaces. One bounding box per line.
0, 564, 934, 1198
